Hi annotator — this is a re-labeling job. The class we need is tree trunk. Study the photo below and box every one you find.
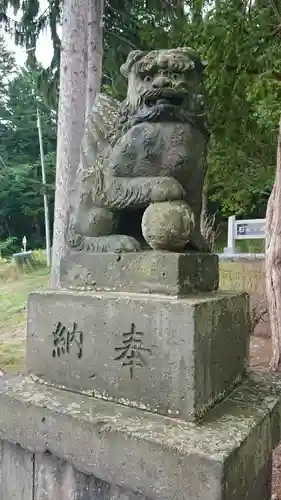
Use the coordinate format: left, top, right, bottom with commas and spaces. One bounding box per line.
265, 117, 281, 370
85, 0, 104, 118
200, 179, 208, 232
51, 0, 88, 288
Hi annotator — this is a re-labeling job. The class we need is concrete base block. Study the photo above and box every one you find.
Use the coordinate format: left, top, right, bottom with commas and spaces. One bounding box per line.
0, 442, 146, 500
0, 442, 34, 500
0, 373, 279, 500
34, 450, 146, 500
27, 290, 249, 421
60, 251, 219, 295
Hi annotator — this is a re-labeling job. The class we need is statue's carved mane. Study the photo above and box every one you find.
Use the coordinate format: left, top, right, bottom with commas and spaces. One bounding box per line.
115, 100, 209, 141
107, 47, 210, 144
69, 47, 210, 254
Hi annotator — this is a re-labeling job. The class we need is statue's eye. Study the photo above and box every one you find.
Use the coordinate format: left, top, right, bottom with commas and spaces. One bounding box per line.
144, 75, 152, 83
172, 73, 180, 80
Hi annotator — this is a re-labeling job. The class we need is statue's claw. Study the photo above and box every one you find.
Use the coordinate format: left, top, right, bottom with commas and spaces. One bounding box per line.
82, 235, 141, 253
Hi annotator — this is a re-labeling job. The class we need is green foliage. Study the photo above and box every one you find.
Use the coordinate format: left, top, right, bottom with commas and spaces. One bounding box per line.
194, 0, 280, 217
0, 155, 56, 248
32, 248, 47, 267
103, 0, 180, 99
0, 236, 18, 256
0, 37, 56, 250
0, 67, 57, 164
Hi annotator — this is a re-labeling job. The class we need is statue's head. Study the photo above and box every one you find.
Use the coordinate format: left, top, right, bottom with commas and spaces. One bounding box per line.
120, 47, 208, 127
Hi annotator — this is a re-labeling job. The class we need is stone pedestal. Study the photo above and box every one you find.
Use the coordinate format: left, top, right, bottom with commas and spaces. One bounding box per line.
0, 250, 279, 499
60, 251, 219, 295
27, 289, 248, 421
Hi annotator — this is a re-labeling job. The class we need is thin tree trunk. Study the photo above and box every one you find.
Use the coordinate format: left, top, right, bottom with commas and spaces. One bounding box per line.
265, 117, 281, 370
85, 0, 104, 118
51, 0, 88, 288
200, 179, 208, 232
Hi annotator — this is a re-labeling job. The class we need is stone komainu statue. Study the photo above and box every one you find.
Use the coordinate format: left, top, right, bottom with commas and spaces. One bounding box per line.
68, 47, 210, 253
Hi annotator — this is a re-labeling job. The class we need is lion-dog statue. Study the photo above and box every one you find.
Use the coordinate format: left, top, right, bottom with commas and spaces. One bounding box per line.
68, 47, 210, 253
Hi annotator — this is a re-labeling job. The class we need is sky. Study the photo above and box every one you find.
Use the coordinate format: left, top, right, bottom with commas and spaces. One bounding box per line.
1, 0, 54, 68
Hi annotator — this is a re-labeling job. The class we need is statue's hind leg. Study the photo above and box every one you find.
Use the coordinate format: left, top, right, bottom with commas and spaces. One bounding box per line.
76, 206, 119, 238
69, 174, 186, 253
68, 207, 140, 253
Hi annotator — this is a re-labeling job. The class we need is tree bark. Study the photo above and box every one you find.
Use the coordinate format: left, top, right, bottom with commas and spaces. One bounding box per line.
265, 117, 281, 370
200, 179, 208, 232
85, 0, 104, 118
51, 0, 88, 288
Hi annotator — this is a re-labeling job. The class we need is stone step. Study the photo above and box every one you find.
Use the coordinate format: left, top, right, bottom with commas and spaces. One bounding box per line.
0, 372, 279, 500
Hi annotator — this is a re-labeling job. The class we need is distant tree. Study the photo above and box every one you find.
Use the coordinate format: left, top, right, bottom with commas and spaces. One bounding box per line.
0, 35, 16, 103
0, 39, 57, 249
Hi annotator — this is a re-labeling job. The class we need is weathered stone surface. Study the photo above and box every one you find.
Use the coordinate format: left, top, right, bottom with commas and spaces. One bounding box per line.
60, 251, 219, 295
0, 373, 279, 499
68, 48, 210, 254
27, 289, 248, 421
34, 451, 147, 500
243, 456, 272, 500
141, 201, 194, 250
0, 442, 147, 500
0, 441, 33, 500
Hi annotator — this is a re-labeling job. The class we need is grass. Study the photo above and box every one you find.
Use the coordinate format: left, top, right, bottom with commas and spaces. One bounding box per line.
214, 237, 265, 254
0, 268, 50, 329
219, 259, 264, 293
0, 253, 50, 372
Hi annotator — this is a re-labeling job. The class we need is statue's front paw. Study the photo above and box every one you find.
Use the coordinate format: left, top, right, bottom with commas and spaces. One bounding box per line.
83, 235, 141, 253
111, 235, 141, 253
151, 178, 186, 203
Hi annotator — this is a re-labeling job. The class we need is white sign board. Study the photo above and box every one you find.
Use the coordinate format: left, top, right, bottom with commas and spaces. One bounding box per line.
224, 215, 265, 256
235, 219, 265, 240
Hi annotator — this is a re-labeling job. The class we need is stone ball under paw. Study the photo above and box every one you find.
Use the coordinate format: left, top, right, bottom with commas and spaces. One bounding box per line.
141, 201, 195, 251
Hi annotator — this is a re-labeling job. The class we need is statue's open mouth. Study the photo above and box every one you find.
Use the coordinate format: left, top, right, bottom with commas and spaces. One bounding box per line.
130, 89, 188, 125
143, 90, 184, 108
